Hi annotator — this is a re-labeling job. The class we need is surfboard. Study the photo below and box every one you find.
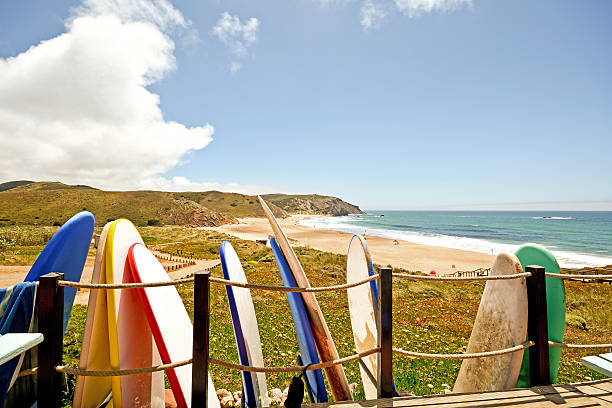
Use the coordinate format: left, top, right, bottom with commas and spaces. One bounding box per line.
128, 243, 221, 408
515, 243, 565, 387
220, 242, 269, 408
73, 222, 113, 408
257, 196, 352, 401
105, 219, 164, 408
346, 235, 381, 400
270, 238, 327, 403
25, 211, 94, 334
453, 252, 528, 392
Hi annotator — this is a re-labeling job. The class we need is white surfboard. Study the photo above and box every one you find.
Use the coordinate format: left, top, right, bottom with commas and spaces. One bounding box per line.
129, 243, 220, 408
346, 235, 378, 400
220, 242, 269, 407
106, 219, 164, 407
453, 252, 528, 392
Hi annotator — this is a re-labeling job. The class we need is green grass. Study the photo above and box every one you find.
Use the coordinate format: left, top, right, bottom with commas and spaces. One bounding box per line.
57, 228, 610, 406
0, 225, 59, 265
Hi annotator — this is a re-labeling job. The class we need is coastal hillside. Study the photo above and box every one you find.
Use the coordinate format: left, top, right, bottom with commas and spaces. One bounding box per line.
0, 181, 363, 226
262, 194, 364, 216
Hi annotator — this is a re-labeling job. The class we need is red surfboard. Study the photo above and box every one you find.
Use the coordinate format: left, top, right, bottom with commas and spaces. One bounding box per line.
127, 243, 220, 408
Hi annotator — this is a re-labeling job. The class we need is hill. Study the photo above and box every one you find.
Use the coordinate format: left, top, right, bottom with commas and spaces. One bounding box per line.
0, 180, 34, 192
0, 181, 363, 226
262, 193, 363, 216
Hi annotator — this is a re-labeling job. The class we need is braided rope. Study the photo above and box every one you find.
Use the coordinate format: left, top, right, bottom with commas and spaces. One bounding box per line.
546, 273, 612, 280
57, 274, 378, 292
210, 348, 380, 373
58, 277, 195, 289
392, 272, 531, 281
549, 341, 612, 349
56, 358, 192, 376
393, 341, 534, 359
209, 274, 379, 292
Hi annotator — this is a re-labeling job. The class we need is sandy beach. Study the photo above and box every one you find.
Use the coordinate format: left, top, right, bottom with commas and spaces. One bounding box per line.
206, 215, 495, 275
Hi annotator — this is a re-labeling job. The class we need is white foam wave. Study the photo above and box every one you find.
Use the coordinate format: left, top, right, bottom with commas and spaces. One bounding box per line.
531, 217, 574, 220
299, 216, 612, 268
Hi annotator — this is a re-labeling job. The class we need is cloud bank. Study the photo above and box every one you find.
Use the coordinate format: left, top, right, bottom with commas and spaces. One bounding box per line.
0, 0, 246, 192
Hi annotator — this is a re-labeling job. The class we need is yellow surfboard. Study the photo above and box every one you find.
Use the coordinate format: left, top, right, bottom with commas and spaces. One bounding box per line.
74, 219, 164, 407
73, 222, 113, 408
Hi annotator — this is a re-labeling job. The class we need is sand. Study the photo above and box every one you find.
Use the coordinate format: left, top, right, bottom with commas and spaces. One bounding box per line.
205, 215, 495, 275
0, 214, 494, 297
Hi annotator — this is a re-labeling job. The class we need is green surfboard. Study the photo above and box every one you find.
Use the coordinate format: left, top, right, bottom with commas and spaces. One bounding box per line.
515, 244, 566, 387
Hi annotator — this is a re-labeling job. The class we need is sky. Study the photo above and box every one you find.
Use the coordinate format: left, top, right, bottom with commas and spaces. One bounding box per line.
0, 0, 611, 210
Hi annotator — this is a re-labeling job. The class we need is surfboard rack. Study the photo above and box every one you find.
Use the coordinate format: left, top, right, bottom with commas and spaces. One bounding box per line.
33, 264, 611, 408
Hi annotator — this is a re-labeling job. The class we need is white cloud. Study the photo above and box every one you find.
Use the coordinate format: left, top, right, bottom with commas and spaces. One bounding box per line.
360, 0, 388, 30
70, 0, 188, 30
230, 61, 241, 73
141, 176, 279, 195
313, 0, 353, 8
0, 1, 221, 191
212, 12, 260, 58
393, 0, 472, 18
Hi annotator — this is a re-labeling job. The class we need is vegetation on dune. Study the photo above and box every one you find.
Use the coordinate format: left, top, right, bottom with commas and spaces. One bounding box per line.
0, 181, 363, 228
54, 226, 609, 406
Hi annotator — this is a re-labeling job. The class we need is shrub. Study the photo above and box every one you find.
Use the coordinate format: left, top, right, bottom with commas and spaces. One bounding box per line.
147, 219, 162, 226
566, 314, 588, 330
568, 301, 586, 311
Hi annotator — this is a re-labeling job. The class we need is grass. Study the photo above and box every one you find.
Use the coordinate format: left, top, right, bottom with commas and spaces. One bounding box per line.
0, 225, 59, 265
54, 226, 610, 406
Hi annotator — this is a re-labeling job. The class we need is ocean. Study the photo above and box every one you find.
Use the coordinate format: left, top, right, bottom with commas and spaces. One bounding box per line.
300, 211, 612, 268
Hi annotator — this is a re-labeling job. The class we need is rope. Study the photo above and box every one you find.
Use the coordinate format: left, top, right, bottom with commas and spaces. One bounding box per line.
209, 274, 379, 293
393, 341, 534, 359
209, 348, 380, 373
17, 367, 38, 377
56, 359, 192, 376
58, 277, 195, 289
392, 272, 531, 281
546, 273, 612, 280
549, 341, 612, 349
58, 274, 377, 292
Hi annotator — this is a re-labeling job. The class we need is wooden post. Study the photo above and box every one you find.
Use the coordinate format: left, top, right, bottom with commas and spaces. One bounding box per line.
525, 265, 550, 386
377, 267, 393, 398
193, 271, 210, 407
38, 272, 64, 408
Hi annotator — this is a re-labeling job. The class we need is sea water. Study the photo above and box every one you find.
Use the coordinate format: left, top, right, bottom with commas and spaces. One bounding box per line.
300, 211, 612, 268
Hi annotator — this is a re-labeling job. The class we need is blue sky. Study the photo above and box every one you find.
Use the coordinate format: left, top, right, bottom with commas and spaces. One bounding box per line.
0, 0, 611, 209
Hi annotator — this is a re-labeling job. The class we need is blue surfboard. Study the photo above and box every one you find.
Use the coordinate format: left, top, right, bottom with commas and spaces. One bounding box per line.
25, 211, 94, 335
270, 238, 327, 403
220, 241, 269, 408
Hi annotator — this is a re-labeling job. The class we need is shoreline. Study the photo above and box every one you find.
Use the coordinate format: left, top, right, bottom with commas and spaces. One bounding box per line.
205, 215, 495, 274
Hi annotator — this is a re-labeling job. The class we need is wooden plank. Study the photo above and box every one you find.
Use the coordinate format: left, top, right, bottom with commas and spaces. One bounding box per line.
377, 267, 393, 399
37, 272, 64, 408
592, 381, 612, 393
193, 271, 210, 408
583, 355, 612, 377
573, 383, 612, 404
0, 333, 43, 366
525, 265, 551, 386
303, 380, 612, 408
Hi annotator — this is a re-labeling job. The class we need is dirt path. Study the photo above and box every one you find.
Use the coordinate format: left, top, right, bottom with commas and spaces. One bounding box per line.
0, 250, 220, 305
